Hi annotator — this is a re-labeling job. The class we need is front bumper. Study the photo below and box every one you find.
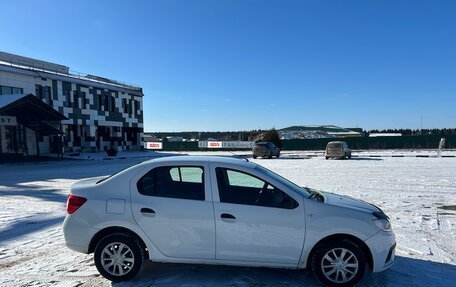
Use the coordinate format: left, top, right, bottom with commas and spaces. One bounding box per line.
364, 230, 396, 272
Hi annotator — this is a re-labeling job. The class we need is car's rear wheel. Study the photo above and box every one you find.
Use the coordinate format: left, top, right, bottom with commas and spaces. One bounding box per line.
268, 152, 273, 159
94, 233, 145, 282
311, 240, 366, 287
253, 154, 257, 159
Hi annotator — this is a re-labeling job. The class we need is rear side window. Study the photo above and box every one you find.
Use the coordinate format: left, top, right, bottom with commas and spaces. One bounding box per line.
137, 166, 204, 200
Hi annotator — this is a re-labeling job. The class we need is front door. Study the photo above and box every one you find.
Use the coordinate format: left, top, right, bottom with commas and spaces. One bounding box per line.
130, 163, 215, 259
212, 166, 305, 265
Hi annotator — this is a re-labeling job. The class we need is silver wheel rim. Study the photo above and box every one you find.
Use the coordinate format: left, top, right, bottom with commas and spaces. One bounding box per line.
321, 248, 359, 284
101, 242, 135, 276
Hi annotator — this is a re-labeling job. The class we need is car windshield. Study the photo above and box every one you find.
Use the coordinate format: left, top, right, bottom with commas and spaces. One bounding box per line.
255, 165, 310, 197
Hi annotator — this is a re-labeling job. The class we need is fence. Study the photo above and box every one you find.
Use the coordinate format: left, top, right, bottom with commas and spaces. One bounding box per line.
156, 135, 456, 151
282, 135, 456, 150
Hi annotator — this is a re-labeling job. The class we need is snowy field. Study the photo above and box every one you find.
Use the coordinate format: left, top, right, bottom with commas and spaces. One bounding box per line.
0, 151, 455, 286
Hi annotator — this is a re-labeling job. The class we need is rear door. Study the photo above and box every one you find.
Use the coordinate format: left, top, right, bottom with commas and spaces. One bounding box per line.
210, 164, 305, 265
130, 162, 215, 259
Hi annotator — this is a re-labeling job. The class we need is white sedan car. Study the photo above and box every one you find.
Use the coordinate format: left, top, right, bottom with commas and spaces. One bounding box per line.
63, 156, 395, 286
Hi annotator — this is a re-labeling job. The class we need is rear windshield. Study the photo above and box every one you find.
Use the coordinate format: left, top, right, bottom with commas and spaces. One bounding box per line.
96, 163, 140, 184
327, 143, 342, 148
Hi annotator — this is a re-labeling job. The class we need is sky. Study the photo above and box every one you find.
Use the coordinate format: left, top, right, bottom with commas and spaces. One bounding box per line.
1, 0, 455, 132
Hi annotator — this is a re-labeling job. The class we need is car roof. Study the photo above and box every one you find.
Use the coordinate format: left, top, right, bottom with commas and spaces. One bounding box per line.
141, 155, 258, 168
327, 141, 346, 144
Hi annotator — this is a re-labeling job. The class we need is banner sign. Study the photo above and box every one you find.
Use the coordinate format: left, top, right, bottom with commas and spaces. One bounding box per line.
0, 116, 17, 126
144, 142, 163, 150
199, 141, 254, 149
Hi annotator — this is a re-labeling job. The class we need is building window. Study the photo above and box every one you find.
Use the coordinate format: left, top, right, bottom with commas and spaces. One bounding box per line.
12, 87, 22, 94
81, 92, 87, 108
122, 98, 127, 113
129, 99, 133, 116
35, 85, 42, 99
44, 86, 51, 103
0, 85, 23, 95
134, 100, 139, 115
63, 88, 71, 107
104, 95, 109, 112
73, 91, 79, 108
111, 96, 115, 112
98, 94, 103, 111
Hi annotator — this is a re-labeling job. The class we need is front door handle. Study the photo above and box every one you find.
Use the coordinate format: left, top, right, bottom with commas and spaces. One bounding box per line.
221, 213, 236, 220
140, 208, 156, 215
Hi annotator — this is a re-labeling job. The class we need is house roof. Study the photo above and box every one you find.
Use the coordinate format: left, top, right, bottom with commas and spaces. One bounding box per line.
0, 94, 67, 122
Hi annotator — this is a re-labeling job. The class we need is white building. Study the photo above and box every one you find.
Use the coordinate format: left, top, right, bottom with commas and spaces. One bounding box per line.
0, 51, 144, 157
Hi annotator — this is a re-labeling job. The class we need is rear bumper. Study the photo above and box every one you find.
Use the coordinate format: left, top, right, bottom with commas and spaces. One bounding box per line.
63, 215, 99, 254
325, 153, 345, 158
253, 151, 271, 157
365, 230, 396, 272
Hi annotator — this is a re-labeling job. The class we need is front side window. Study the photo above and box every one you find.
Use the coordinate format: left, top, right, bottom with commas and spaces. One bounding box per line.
137, 166, 205, 200
216, 168, 298, 209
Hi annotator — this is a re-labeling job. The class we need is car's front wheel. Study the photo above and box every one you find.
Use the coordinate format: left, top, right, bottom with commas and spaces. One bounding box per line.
311, 240, 366, 287
94, 233, 145, 282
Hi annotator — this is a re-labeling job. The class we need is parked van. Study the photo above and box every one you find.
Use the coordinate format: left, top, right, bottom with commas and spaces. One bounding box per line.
325, 141, 351, 159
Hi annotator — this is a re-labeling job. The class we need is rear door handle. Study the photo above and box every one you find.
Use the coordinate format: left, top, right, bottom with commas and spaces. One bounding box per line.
140, 208, 156, 215
221, 213, 236, 220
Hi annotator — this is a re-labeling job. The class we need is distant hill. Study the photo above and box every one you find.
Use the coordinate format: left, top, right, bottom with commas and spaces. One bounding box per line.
279, 125, 355, 133
278, 125, 363, 139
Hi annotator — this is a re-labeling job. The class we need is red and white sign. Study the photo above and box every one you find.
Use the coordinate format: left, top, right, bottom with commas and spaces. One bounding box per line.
145, 142, 163, 150
207, 141, 223, 148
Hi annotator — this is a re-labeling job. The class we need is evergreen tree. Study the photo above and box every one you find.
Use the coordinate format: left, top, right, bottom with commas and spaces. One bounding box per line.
261, 128, 283, 149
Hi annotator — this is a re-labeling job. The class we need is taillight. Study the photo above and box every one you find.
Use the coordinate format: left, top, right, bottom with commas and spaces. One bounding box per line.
67, 195, 87, 214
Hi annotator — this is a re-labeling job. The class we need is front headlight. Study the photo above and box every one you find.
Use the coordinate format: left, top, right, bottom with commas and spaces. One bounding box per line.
374, 219, 391, 231
373, 211, 392, 232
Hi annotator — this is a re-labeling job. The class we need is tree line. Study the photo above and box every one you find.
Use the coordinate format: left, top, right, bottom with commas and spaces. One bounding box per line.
365, 128, 456, 136
148, 127, 456, 141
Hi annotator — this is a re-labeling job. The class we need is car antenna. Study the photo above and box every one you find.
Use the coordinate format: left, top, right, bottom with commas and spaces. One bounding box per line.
229, 151, 249, 162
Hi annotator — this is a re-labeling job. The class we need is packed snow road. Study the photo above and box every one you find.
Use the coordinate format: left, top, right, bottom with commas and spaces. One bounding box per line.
0, 152, 455, 286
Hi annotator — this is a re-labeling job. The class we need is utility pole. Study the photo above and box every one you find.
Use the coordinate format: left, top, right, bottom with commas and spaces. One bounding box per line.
420, 106, 423, 135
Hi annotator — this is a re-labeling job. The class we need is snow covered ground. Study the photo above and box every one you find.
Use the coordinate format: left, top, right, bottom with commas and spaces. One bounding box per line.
0, 152, 455, 286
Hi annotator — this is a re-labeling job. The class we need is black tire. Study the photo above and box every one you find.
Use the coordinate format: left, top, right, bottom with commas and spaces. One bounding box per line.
268, 152, 273, 159
253, 154, 257, 159
94, 233, 146, 282
325, 157, 329, 160
276, 152, 280, 158
311, 240, 366, 287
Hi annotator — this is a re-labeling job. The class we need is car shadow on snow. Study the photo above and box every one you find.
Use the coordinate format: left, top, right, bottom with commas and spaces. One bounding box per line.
348, 157, 384, 161
360, 256, 456, 286
113, 262, 320, 286
109, 256, 456, 287
0, 216, 64, 243
0, 187, 68, 203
